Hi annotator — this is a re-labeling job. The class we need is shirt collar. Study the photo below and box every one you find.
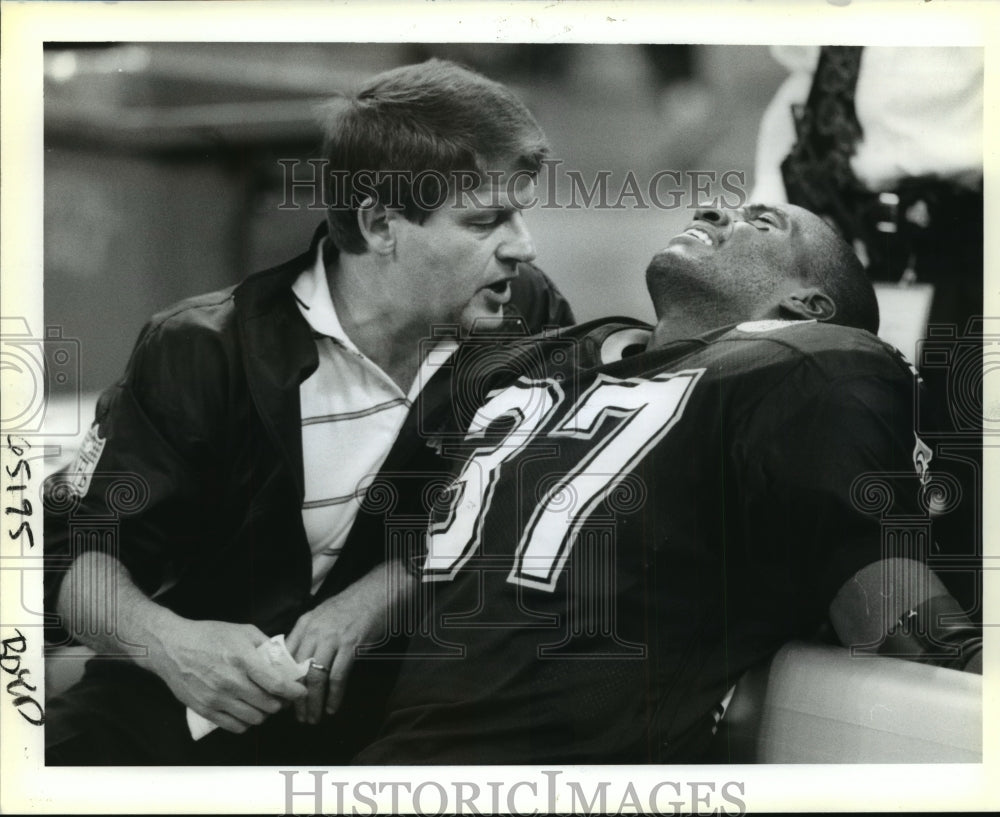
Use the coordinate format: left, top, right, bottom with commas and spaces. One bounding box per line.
291, 238, 458, 398
291, 239, 362, 354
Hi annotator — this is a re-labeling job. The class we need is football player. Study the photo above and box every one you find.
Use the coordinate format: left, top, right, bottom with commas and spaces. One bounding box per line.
354, 202, 982, 764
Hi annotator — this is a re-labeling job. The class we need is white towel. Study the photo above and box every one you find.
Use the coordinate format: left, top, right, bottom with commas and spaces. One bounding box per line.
186, 634, 313, 740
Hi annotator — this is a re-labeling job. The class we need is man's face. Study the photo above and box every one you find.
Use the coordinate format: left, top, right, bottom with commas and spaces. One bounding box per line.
645, 203, 827, 321
389, 172, 538, 334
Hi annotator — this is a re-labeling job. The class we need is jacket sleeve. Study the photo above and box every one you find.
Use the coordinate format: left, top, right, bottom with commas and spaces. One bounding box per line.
43, 307, 231, 644
506, 263, 576, 332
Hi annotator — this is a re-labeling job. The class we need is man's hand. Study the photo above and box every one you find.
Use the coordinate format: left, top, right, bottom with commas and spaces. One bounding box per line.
286, 560, 414, 725
151, 618, 308, 734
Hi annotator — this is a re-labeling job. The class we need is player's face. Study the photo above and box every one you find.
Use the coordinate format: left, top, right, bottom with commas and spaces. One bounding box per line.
646, 203, 827, 319
390, 171, 538, 334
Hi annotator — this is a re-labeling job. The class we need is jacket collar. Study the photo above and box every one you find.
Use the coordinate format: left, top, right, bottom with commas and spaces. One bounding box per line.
233, 223, 327, 498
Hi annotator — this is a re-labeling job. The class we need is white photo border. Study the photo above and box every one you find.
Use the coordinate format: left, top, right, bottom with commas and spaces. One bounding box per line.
1, 1, 996, 813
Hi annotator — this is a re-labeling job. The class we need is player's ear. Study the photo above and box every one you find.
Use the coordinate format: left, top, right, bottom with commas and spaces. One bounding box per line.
357, 198, 396, 256
778, 288, 836, 322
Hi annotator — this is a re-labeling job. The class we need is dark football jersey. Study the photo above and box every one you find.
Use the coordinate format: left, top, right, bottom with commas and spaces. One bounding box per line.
355, 317, 928, 764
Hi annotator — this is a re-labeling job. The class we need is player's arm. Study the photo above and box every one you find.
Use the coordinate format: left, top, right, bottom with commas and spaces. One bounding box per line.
749, 352, 980, 672
829, 557, 982, 673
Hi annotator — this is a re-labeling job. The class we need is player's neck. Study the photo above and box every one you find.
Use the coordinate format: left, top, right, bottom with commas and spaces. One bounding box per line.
648, 312, 715, 349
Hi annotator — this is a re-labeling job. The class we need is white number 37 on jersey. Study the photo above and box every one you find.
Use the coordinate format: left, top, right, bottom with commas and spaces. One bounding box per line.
423, 369, 704, 592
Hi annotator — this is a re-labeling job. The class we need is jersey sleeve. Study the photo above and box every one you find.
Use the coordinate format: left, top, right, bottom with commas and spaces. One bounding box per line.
734, 357, 926, 620
43, 310, 230, 643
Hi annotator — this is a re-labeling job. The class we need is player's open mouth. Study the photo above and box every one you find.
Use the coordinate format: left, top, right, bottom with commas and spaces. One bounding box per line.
681, 227, 713, 247
486, 280, 511, 294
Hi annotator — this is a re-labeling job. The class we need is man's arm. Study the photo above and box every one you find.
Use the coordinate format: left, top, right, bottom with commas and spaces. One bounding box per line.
57, 550, 307, 733
46, 309, 312, 733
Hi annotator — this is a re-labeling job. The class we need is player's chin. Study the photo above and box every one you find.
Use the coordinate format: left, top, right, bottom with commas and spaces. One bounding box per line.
645, 247, 700, 283
644, 254, 673, 288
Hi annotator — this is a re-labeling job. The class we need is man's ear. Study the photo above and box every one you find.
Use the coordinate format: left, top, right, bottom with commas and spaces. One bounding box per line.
778, 287, 837, 322
356, 199, 396, 256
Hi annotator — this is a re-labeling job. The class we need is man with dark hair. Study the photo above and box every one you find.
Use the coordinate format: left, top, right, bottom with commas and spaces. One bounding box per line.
355, 202, 981, 765
322, 59, 550, 256
43, 59, 572, 765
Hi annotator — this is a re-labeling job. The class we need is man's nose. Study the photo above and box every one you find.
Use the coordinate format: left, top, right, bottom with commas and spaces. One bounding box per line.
497, 212, 537, 265
693, 207, 732, 226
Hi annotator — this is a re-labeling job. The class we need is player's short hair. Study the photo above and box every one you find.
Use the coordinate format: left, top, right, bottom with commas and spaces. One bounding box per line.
320, 59, 550, 254
800, 220, 880, 335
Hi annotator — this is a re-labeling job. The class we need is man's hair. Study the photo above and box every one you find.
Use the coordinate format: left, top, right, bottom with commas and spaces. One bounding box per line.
800, 221, 880, 335
320, 59, 549, 254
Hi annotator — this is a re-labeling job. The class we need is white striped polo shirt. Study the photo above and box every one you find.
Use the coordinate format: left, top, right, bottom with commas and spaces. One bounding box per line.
292, 243, 457, 593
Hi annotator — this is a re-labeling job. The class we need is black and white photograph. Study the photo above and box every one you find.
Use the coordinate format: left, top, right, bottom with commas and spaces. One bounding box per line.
0, 1, 996, 813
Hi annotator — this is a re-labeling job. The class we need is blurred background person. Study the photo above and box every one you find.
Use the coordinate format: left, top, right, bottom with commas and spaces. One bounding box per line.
754, 45, 983, 338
